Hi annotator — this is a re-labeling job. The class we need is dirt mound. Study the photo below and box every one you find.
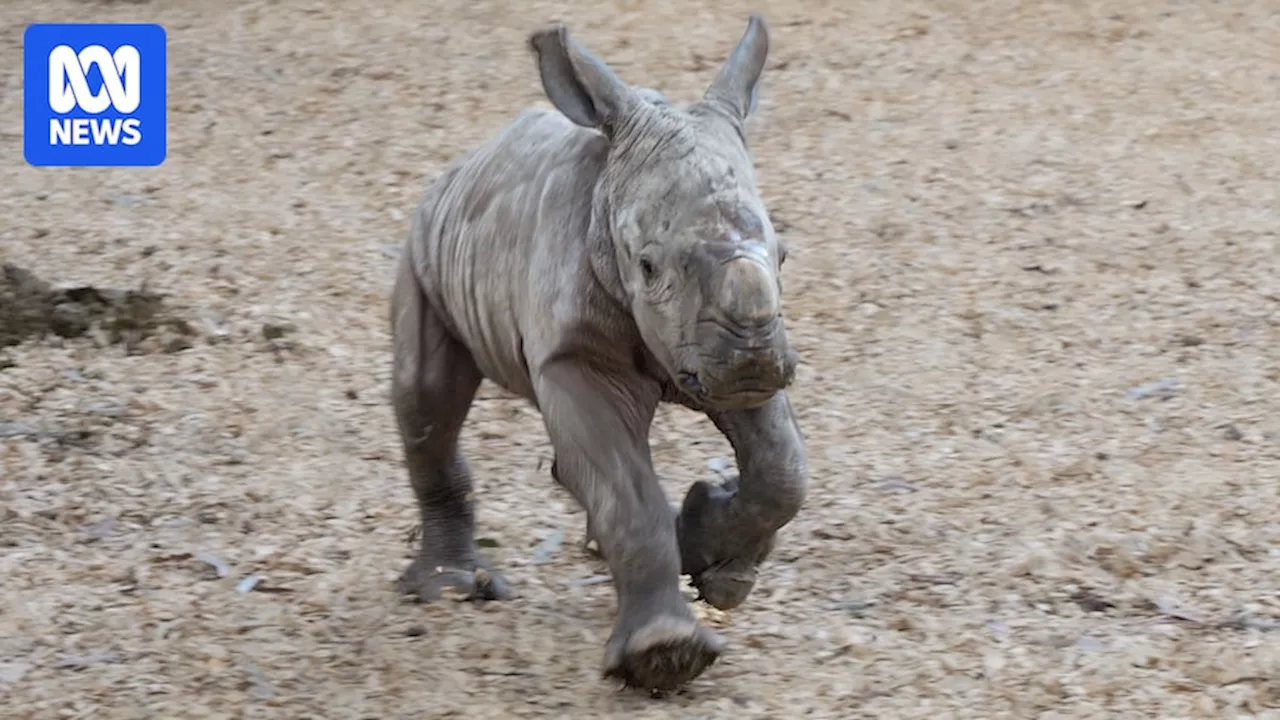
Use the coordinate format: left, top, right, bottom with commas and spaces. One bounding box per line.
0, 263, 193, 354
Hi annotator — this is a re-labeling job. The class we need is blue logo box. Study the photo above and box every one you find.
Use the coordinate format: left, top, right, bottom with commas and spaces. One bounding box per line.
24, 23, 167, 167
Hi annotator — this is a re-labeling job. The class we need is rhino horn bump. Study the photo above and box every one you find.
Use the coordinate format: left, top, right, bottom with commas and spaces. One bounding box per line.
717, 257, 779, 328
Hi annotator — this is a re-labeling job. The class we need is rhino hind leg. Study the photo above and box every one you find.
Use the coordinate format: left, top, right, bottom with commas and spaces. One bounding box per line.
391, 261, 511, 603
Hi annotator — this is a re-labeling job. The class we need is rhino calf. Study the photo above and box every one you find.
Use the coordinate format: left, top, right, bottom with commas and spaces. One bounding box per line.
389, 14, 807, 691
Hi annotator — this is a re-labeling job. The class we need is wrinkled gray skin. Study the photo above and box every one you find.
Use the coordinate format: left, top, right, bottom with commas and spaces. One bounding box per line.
389, 14, 807, 692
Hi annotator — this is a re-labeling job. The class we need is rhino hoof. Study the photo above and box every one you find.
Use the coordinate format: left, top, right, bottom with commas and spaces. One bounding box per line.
604, 615, 724, 692
691, 561, 758, 611
397, 555, 512, 602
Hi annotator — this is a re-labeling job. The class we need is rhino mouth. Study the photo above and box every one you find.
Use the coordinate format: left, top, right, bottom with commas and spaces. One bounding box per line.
676, 363, 793, 410
668, 313, 796, 410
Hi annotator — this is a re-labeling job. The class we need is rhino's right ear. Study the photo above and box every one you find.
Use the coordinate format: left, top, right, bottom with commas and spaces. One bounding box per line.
529, 25, 636, 135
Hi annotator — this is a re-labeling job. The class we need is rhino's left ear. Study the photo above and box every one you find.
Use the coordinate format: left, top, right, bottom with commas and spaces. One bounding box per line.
703, 14, 769, 121
529, 24, 638, 136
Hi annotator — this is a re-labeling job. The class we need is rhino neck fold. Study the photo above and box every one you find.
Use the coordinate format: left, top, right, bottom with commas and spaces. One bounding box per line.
585, 183, 630, 313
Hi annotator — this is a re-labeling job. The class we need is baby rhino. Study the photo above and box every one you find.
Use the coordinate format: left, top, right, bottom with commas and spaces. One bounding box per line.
389, 14, 807, 692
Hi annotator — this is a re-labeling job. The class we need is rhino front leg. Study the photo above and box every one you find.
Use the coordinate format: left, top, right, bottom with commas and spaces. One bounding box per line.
677, 391, 807, 610
550, 456, 604, 559
391, 259, 510, 603
536, 362, 724, 691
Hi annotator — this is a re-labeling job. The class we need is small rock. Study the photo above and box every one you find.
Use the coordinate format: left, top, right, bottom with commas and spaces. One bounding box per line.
1070, 586, 1115, 612
1223, 424, 1243, 441
261, 321, 296, 340
405, 624, 427, 637
50, 302, 92, 338
224, 449, 250, 466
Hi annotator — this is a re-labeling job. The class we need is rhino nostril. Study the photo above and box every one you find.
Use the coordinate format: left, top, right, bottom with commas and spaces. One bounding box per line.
781, 356, 797, 385
678, 371, 706, 396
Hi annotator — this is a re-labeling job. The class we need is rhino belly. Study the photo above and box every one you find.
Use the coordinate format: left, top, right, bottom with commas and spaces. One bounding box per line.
469, 330, 536, 401
440, 285, 536, 402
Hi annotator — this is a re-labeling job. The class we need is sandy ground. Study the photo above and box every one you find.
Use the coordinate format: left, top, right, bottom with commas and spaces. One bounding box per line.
2, 0, 1279, 718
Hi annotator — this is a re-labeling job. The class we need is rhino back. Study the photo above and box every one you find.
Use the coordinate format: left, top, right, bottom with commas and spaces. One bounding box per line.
409, 107, 610, 399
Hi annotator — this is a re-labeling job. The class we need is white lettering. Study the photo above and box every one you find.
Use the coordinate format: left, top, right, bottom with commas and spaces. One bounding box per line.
90, 117, 121, 144
49, 118, 144, 146
49, 118, 72, 144
121, 119, 142, 146
72, 118, 91, 145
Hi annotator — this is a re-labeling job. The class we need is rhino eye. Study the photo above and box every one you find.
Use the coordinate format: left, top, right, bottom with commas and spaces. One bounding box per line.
639, 257, 658, 284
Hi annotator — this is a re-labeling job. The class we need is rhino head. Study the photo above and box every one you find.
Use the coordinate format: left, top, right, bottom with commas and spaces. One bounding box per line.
530, 15, 797, 411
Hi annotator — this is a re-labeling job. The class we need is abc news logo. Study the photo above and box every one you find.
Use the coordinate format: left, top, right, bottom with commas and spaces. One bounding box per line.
48, 43, 144, 146
24, 23, 167, 168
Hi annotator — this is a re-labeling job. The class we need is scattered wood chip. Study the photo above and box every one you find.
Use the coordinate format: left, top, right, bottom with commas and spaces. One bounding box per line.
877, 477, 919, 493
54, 653, 122, 670
1075, 635, 1106, 653
236, 574, 262, 594
562, 574, 611, 587
0, 661, 31, 686
531, 529, 565, 565
194, 551, 230, 579
1125, 377, 1178, 400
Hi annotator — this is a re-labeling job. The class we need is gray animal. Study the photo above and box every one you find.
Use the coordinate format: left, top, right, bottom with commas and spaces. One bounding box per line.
389, 14, 807, 692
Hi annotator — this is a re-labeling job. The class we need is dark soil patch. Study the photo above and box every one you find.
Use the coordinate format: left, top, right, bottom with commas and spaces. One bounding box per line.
0, 263, 193, 354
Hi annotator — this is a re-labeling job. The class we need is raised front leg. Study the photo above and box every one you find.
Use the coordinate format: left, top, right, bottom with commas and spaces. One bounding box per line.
390, 258, 510, 603
677, 391, 807, 610
535, 361, 723, 691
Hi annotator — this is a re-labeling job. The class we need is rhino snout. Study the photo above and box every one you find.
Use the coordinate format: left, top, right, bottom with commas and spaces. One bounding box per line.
673, 253, 795, 410
678, 320, 796, 410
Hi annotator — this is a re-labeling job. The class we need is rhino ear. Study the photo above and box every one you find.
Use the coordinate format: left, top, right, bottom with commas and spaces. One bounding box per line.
703, 14, 769, 121
529, 24, 636, 134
